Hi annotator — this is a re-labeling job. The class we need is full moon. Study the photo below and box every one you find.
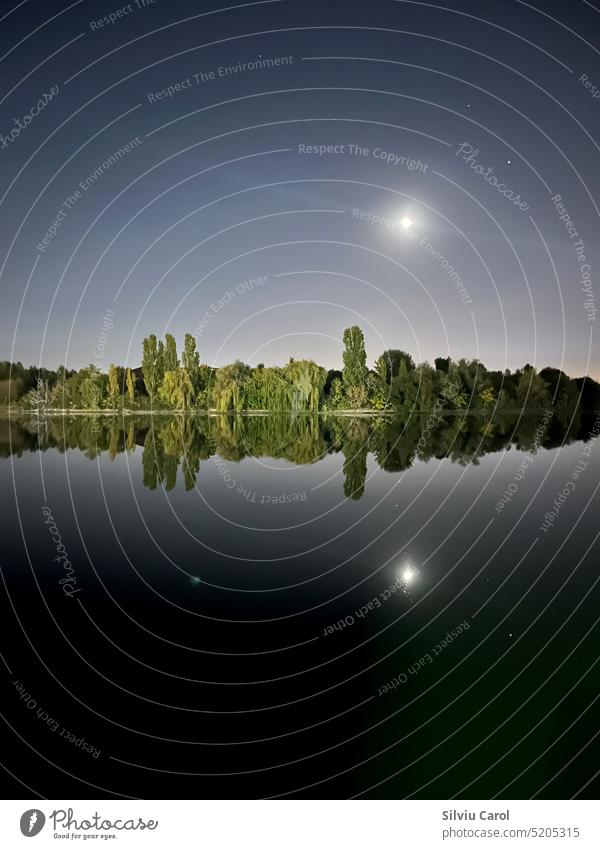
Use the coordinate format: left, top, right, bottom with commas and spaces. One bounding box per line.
400, 565, 417, 584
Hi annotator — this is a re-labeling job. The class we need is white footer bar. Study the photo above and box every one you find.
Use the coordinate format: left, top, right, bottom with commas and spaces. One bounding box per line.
1, 800, 597, 848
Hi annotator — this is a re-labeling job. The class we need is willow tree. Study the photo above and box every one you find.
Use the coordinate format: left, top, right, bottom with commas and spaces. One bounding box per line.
282, 359, 326, 412
260, 366, 293, 410
160, 368, 194, 411
211, 361, 250, 412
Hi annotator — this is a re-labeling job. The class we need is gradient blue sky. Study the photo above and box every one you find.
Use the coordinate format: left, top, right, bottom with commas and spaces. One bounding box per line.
1, 0, 598, 378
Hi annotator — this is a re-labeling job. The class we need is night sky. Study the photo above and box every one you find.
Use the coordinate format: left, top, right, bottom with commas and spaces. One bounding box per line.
1, 0, 599, 378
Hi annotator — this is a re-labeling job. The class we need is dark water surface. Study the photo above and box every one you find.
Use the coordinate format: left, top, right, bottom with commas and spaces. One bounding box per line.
2, 413, 599, 798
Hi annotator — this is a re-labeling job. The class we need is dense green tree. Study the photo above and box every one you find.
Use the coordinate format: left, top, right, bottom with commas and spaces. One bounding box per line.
540, 367, 578, 412
389, 359, 419, 415
575, 375, 600, 412
324, 369, 343, 398
413, 363, 439, 411
329, 377, 344, 409
513, 366, 551, 412
0, 362, 74, 404
79, 366, 103, 410
364, 356, 388, 410
194, 364, 215, 410
381, 349, 415, 381
0, 377, 25, 404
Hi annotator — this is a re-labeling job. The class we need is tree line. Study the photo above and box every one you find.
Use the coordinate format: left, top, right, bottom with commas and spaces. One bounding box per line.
1, 325, 599, 415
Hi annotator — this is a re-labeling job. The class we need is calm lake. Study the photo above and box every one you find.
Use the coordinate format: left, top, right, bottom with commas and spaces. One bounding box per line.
2, 412, 599, 798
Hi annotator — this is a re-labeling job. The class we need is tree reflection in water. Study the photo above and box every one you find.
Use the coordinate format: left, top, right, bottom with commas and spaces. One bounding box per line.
1, 407, 592, 500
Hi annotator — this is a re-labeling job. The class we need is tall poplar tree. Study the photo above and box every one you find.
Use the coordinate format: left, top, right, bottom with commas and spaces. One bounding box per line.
182, 333, 200, 397
107, 364, 119, 409
342, 326, 368, 406
164, 333, 179, 373
126, 367, 135, 407
142, 334, 159, 401
157, 340, 165, 391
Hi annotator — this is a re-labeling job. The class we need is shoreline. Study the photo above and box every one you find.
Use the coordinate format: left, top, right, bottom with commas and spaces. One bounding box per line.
0, 407, 574, 418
